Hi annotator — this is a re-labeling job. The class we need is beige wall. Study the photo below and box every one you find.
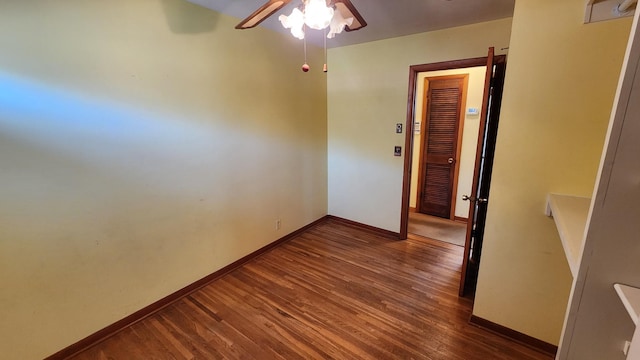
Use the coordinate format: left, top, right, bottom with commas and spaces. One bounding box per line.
410, 66, 486, 219
327, 18, 512, 232
0, 1, 327, 359
473, 0, 632, 345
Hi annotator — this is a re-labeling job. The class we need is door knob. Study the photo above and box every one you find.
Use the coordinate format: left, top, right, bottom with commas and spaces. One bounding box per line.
462, 195, 488, 204
448, 157, 455, 164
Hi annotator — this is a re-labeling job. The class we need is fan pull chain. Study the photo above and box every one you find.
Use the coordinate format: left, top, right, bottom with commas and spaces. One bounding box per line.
302, 25, 310, 72
323, 27, 328, 73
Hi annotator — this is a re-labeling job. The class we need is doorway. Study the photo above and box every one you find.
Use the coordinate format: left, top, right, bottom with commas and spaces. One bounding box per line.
408, 67, 485, 249
400, 50, 507, 298
415, 75, 468, 220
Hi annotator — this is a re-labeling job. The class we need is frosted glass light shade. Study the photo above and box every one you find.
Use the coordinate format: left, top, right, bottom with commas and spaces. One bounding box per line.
327, 10, 353, 38
304, 0, 334, 30
279, 8, 305, 39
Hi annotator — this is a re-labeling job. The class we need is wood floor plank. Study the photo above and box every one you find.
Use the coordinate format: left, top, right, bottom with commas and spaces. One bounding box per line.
68, 219, 552, 360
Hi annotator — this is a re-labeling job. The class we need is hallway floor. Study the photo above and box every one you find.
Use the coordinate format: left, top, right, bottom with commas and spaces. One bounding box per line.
408, 212, 467, 246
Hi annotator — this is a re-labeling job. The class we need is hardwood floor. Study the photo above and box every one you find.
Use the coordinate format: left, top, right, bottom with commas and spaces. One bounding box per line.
69, 218, 552, 360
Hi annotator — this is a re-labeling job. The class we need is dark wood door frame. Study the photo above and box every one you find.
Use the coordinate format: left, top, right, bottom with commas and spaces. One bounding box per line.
399, 55, 506, 240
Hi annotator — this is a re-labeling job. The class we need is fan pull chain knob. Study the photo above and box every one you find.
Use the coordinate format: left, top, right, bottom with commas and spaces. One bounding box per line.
302, 63, 310, 72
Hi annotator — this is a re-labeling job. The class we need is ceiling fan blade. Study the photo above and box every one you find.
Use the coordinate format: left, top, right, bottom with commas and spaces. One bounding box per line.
235, 0, 292, 29
332, 0, 367, 31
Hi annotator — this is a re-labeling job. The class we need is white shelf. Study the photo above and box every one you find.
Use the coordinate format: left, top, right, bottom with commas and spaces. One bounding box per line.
615, 284, 640, 326
546, 194, 591, 277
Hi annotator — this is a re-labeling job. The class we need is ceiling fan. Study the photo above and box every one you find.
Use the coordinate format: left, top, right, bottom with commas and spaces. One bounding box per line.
235, 0, 366, 72
235, 0, 367, 36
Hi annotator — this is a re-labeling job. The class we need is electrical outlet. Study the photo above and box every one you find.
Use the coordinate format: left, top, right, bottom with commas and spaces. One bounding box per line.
276, 219, 281, 230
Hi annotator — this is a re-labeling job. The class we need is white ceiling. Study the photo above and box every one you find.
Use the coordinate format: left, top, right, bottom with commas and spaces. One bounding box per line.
188, 0, 515, 48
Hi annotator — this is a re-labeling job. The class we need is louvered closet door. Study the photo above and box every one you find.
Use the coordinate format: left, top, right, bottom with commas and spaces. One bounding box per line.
419, 77, 464, 219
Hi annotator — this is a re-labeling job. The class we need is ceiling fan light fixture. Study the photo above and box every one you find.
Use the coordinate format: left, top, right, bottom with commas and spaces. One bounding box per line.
237, 0, 366, 36
303, 0, 334, 30
279, 8, 305, 39
327, 10, 353, 38
237, 0, 366, 71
